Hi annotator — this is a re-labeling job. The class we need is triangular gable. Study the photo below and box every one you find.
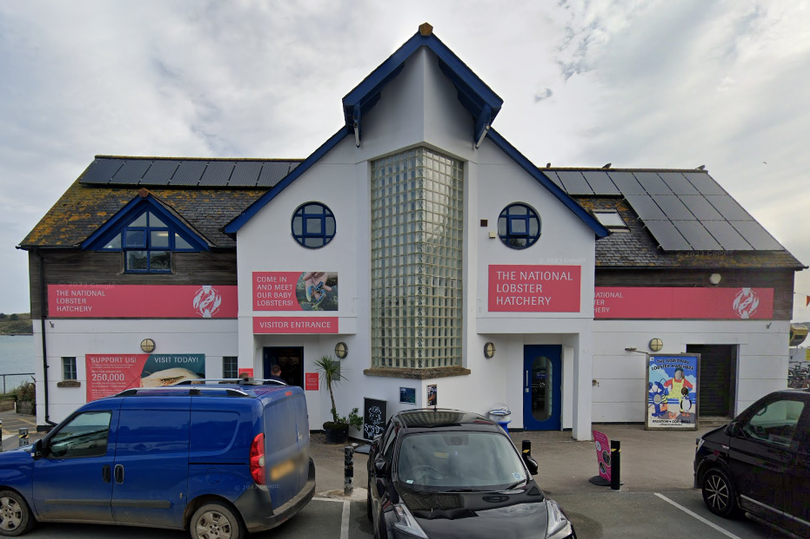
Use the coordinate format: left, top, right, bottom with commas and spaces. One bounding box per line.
82, 190, 211, 250
342, 23, 503, 147
487, 129, 610, 238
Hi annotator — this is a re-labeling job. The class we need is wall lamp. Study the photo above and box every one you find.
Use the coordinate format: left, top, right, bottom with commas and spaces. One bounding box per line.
334, 342, 348, 359
140, 338, 156, 353
484, 342, 496, 359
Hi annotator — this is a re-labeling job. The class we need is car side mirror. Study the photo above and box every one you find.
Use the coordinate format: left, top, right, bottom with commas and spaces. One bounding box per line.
725, 422, 739, 437
374, 457, 388, 476
523, 454, 539, 475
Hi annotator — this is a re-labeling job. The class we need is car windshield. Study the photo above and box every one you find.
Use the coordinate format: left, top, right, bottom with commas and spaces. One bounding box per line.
396, 431, 526, 491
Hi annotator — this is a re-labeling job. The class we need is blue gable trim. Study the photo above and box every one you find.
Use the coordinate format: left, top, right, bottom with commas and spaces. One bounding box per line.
487, 129, 610, 239
224, 126, 351, 235
82, 194, 211, 250
342, 31, 503, 146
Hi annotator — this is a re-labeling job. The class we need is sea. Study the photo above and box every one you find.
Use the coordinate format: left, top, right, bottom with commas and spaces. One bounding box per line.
0, 335, 35, 394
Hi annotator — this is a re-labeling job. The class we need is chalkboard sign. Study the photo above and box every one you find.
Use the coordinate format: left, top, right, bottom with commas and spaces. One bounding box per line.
363, 398, 387, 441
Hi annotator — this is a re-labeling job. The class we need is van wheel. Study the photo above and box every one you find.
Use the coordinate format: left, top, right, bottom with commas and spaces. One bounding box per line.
701, 468, 739, 518
0, 490, 35, 536
190, 502, 245, 539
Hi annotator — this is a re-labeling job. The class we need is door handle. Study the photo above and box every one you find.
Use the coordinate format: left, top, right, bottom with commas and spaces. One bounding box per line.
525, 371, 529, 393
102, 465, 111, 483
114, 464, 124, 484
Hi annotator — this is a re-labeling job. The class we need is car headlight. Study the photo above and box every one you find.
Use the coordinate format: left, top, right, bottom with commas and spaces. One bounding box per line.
392, 503, 429, 539
546, 499, 575, 539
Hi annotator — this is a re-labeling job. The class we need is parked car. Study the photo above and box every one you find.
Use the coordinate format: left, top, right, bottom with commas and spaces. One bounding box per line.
366, 408, 576, 539
0, 381, 315, 538
694, 388, 810, 538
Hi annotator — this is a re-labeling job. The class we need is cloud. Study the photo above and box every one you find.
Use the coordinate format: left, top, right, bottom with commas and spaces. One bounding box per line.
534, 88, 554, 102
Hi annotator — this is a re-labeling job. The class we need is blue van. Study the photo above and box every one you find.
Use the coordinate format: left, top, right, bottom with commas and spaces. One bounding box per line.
0, 382, 315, 538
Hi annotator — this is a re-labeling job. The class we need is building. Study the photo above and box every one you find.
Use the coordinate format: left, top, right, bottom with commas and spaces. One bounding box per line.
20, 24, 804, 439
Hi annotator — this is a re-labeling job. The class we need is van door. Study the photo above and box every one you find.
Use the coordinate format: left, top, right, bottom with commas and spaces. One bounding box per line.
110, 396, 191, 529
263, 391, 309, 508
32, 407, 119, 523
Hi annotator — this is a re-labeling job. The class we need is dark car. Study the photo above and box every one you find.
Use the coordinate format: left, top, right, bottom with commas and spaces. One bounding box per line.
694, 389, 810, 537
366, 408, 576, 539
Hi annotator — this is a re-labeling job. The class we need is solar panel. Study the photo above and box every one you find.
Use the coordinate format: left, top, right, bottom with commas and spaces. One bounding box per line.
679, 195, 723, 220
170, 161, 207, 186
673, 221, 722, 250
542, 171, 564, 190
730, 221, 784, 250
701, 221, 753, 250
258, 162, 295, 187
654, 196, 694, 221
80, 158, 125, 184
555, 171, 593, 195
625, 195, 666, 220
659, 173, 700, 195
109, 160, 152, 185
607, 171, 645, 195
633, 172, 671, 195
199, 162, 235, 187
581, 171, 621, 195
683, 172, 726, 195
645, 220, 691, 250
704, 195, 753, 221
141, 160, 181, 185
229, 162, 263, 187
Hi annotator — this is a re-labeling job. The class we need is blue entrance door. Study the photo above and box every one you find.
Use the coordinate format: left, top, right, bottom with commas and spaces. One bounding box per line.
523, 345, 562, 430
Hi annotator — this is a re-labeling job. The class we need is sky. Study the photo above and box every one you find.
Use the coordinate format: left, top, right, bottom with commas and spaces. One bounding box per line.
2, 0, 810, 320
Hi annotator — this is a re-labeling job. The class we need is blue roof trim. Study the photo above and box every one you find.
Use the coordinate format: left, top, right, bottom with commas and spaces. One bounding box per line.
224, 126, 351, 235
342, 31, 503, 145
82, 194, 211, 250
486, 129, 610, 239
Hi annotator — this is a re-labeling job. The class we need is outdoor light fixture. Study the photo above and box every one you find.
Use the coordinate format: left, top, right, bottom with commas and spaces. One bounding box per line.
709, 273, 722, 285
484, 342, 496, 359
649, 338, 664, 352
334, 342, 348, 359
140, 338, 156, 353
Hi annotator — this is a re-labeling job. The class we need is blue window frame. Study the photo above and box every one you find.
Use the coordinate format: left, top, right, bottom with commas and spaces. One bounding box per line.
291, 202, 336, 249
100, 210, 199, 273
498, 203, 541, 249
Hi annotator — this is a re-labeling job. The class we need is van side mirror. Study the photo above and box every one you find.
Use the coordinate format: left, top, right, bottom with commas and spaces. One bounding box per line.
32, 439, 44, 459
523, 454, 539, 475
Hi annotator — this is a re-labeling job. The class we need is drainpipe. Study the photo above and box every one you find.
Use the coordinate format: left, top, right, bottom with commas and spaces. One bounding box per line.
36, 249, 56, 428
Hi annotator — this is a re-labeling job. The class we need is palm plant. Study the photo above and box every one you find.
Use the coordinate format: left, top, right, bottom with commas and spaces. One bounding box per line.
314, 355, 362, 431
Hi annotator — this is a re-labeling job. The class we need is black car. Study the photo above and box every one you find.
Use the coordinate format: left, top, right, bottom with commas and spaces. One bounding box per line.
694, 389, 810, 537
366, 408, 576, 539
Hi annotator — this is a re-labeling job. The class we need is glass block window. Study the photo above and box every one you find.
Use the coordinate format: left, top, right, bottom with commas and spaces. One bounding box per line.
223, 356, 238, 379
62, 357, 77, 381
291, 202, 336, 249
371, 147, 464, 369
498, 203, 541, 249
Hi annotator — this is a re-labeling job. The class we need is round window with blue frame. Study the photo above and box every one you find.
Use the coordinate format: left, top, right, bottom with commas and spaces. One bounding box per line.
291, 202, 336, 249
498, 203, 541, 249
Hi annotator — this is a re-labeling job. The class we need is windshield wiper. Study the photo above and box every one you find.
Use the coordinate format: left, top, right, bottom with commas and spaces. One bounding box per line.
502, 479, 527, 490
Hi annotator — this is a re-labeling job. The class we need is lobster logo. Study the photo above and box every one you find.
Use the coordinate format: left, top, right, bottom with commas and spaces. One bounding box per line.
193, 286, 222, 318
733, 288, 759, 319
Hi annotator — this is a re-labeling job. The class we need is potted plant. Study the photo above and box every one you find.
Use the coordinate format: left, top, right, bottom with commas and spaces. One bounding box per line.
314, 355, 363, 443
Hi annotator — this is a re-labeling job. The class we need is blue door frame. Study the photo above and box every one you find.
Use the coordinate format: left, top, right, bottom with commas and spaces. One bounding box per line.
523, 345, 562, 430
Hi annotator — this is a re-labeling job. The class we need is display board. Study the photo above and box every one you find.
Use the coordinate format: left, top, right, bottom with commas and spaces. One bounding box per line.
363, 398, 387, 441
646, 354, 699, 430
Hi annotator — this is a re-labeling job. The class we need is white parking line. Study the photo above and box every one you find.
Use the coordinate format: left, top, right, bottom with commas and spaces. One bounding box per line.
341, 500, 350, 539
655, 493, 743, 539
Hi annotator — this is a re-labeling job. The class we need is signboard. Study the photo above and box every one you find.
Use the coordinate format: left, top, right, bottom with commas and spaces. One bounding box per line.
86, 354, 205, 401
594, 287, 774, 320
49, 285, 237, 318
253, 272, 338, 311
592, 430, 612, 483
305, 372, 319, 391
238, 368, 254, 378
488, 265, 581, 312
253, 317, 339, 334
363, 398, 387, 441
427, 384, 438, 407
400, 387, 416, 405
646, 354, 699, 430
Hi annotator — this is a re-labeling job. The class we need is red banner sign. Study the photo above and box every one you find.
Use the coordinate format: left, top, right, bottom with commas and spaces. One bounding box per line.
305, 372, 319, 391
86, 353, 205, 401
253, 317, 339, 334
253, 271, 339, 311
49, 285, 237, 318
594, 287, 774, 319
488, 265, 581, 312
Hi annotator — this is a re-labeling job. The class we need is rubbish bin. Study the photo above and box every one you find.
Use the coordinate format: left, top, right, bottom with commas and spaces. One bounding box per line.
487, 403, 511, 432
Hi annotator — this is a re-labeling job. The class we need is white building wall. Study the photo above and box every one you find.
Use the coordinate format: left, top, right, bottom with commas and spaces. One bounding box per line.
592, 319, 790, 422
34, 319, 238, 424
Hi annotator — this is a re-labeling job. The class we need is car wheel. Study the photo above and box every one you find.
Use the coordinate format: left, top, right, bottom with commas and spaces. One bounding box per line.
0, 490, 35, 537
190, 502, 245, 539
701, 468, 739, 518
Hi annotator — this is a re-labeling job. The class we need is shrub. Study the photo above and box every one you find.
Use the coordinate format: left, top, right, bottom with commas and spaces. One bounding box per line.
14, 382, 35, 403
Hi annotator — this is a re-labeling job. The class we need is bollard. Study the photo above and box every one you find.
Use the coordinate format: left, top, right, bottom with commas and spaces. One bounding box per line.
521, 439, 531, 458
344, 446, 354, 496
0, 419, 3, 452
610, 440, 621, 491
19, 427, 29, 448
